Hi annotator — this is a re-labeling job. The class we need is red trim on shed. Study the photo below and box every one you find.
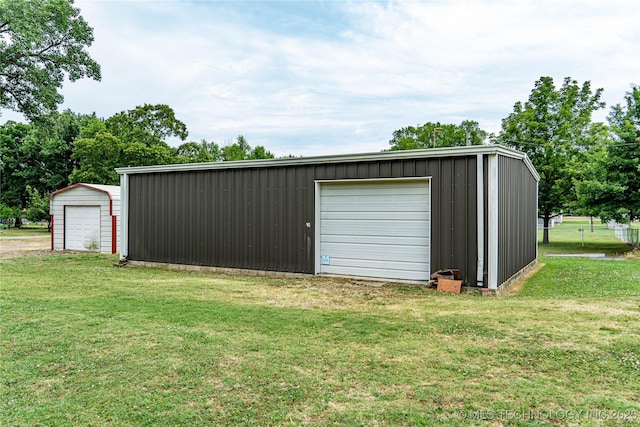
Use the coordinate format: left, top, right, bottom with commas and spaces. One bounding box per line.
112, 216, 117, 253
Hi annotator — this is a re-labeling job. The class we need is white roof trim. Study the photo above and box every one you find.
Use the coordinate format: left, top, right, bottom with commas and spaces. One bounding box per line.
116, 145, 539, 182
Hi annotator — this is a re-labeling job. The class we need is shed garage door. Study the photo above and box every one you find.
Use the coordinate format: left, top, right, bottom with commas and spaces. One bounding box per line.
65, 206, 101, 251
319, 179, 430, 282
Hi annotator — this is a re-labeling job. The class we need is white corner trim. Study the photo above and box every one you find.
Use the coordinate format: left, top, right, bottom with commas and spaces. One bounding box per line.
476, 154, 485, 286
487, 154, 499, 290
120, 173, 129, 259
314, 181, 321, 275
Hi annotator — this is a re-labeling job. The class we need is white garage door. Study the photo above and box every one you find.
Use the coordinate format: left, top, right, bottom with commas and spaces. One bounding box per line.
319, 179, 430, 282
65, 206, 101, 251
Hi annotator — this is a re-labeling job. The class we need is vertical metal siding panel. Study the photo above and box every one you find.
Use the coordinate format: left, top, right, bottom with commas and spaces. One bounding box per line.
458, 156, 477, 286
305, 166, 315, 272
403, 160, 416, 176
391, 161, 403, 177
266, 167, 277, 269
418, 157, 478, 286
235, 168, 246, 268
367, 162, 379, 178
498, 157, 508, 284
379, 161, 391, 178
428, 159, 442, 275
442, 159, 455, 267
497, 156, 538, 285
202, 172, 212, 265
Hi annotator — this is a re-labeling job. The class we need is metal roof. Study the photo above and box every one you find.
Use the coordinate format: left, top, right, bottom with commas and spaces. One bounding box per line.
115, 145, 539, 181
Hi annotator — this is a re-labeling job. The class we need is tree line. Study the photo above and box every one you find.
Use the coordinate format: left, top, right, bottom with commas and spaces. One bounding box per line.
1, 0, 638, 242
0, 105, 274, 228
387, 80, 639, 243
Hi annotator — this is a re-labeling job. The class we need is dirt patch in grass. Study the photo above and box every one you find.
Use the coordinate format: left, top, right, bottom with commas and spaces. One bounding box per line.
0, 239, 53, 259
0, 237, 80, 259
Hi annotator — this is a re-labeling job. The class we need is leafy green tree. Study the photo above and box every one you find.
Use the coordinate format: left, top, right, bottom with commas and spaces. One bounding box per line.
0, 111, 90, 227
221, 135, 274, 161
0, 121, 31, 215
0, 0, 101, 120
389, 120, 486, 151
0, 203, 20, 228
24, 185, 49, 228
69, 130, 121, 184
575, 85, 640, 222
70, 104, 185, 184
177, 139, 222, 163
105, 104, 188, 146
497, 76, 605, 244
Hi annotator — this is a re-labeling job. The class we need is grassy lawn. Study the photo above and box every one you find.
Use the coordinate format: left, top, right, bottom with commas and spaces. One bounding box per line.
0, 225, 51, 240
1, 252, 639, 426
538, 216, 637, 257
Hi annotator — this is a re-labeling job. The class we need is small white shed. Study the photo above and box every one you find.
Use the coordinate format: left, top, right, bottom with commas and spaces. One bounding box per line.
49, 183, 121, 253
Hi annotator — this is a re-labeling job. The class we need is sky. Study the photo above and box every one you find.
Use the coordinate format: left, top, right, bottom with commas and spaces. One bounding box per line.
2, 0, 639, 157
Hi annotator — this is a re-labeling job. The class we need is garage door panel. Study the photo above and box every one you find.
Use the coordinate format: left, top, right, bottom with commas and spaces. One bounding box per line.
65, 206, 101, 251
319, 179, 430, 282
324, 264, 429, 282
321, 241, 429, 262
320, 197, 429, 211
321, 211, 428, 220
321, 220, 429, 237
320, 234, 427, 246
320, 182, 427, 196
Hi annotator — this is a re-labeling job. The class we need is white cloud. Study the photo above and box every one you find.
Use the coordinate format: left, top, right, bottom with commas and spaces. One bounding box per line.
2, 0, 638, 157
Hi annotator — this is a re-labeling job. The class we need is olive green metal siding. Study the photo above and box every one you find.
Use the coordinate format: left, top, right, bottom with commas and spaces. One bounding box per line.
497, 156, 538, 284
127, 156, 479, 283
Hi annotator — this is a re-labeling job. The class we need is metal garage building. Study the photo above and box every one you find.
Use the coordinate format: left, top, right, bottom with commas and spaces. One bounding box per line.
116, 146, 539, 291
49, 183, 121, 253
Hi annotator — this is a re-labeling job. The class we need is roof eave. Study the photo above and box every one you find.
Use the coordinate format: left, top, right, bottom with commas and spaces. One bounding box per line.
115, 145, 539, 182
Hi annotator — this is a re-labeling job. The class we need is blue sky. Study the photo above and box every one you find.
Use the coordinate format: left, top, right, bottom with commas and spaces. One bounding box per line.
2, 0, 639, 156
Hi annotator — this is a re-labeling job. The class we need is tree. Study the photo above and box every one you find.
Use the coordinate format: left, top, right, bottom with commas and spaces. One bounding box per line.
69, 129, 122, 184
24, 185, 50, 229
105, 104, 188, 146
497, 76, 605, 244
0, 203, 19, 228
389, 120, 486, 151
177, 139, 222, 163
575, 85, 640, 222
221, 135, 274, 161
0, 111, 89, 226
0, 0, 101, 121
69, 127, 179, 185
70, 104, 185, 184
0, 121, 31, 218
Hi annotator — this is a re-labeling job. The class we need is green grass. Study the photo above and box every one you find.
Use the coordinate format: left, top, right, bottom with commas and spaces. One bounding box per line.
0, 225, 50, 240
2, 254, 639, 426
539, 217, 637, 257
